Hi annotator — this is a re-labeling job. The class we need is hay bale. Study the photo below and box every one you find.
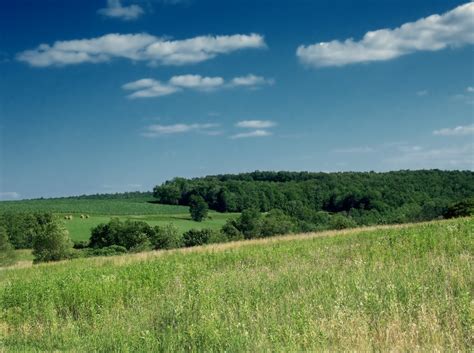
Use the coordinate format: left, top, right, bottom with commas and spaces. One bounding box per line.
80, 214, 85, 219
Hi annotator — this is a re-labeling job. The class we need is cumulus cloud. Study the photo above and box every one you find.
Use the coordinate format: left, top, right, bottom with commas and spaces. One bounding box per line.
17, 33, 265, 67
230, 74, 274, 87
230, 130, 272, 139
142, 123, 220, 137
297, 2, 474, 67
169, 75, 224, 90
98, 0, 144, 21
123, 73, 272, 98
235, 120, 276, 128
433, 124, 474, 136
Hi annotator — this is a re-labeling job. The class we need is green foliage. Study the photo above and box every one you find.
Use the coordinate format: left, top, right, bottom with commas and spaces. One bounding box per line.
259, 209, 295, 237
0, 218, 472, 351
151, 224, 183, 250
443, 198, 474, 219
329, 213, 358, 230
0, 226, 17, 266
189, 195, 209, 222
82, 245, 128, 257
89, 219, 155, 250
0, 212, 37, 248
238, 208, 262, 238
32, 217, 73, 263
182, 228, 215, 247
153, 170, 474, 227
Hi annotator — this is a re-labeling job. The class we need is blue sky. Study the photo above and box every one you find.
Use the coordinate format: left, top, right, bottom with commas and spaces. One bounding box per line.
0, 0, 473, 200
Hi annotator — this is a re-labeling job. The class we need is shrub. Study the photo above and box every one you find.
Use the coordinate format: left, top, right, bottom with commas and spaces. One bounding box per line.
151, 224, 183, 250
259, 209, 295, 237
183, 228, 214, 247
0, 226, 17, 266
443, 198, 474, 219
189, 195, 208, 222
329, 214, 357, 230
89, 219, 156, 250
83, 245, 128, 257
32, 218, 73, 263
238, 208, 262, 239
221, 220, 244, 240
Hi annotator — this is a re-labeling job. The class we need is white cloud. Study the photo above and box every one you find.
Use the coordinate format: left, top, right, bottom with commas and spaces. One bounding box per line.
230, 74, 274, 87
385, 144, 474, 169
142, 123, 219, 137
0, 192, 20, 200
236, 120, 276, 128
433, 124, 474, 136
18, 33, 265, 67
332, 146, 374, 153
297, 2, 474, 67
127, 81, 181, 98
98, 0, 144, 21
416, 90, 428, 96
123, 73, 272, 98
230, 130, 272, 139
169, 75, 224, 90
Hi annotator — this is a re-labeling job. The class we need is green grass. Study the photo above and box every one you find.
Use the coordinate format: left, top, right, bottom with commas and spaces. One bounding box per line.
63, 212, 239, 241
0, 197, 188, 215
1, 218, 472, 351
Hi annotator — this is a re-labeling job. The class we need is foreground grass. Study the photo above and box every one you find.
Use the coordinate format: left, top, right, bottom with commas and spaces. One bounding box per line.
0, 218, 472, 351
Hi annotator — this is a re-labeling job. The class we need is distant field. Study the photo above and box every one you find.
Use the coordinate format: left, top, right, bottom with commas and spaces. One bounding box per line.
1, 218, 472, 351
63, 212, 239, 241
0, 197, 188, 215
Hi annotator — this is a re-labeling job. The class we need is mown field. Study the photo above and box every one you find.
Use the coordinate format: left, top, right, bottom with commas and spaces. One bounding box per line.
0, 197, 239, 242
1, 218, 472, 352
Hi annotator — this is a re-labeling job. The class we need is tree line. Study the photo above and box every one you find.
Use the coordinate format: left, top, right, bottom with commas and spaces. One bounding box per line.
154, 170, 474, 228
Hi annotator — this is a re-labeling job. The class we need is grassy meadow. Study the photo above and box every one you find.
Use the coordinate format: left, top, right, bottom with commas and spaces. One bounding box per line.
0, 196, 239, 242
1, 218, 472, 351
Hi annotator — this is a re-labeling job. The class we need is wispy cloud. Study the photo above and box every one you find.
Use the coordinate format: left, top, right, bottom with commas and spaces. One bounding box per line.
433, 124, 474, 136
416, 90, 428, 96
385, 144, 474, 169
332, 146, 374, 153
123, 74, 272, 99
297, 2, 474, 67
17, 33, 265, 67
98, 0, 144, 21
142, 123, 220, 137
0, 192, 20, 200
235, 120, 276, 129
230, 130, 272, 139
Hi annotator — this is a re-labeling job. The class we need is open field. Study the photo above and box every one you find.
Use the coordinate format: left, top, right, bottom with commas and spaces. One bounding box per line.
0, 197, 187, 215
0, 196, 239, 242
63, 212, 239, 242
1, 218, 472, 351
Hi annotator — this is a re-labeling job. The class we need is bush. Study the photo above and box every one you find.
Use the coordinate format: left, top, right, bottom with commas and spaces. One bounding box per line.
73, 240, 89, 249
0, 212, 39, 249
89, 219, 155, 250
83, 245, 128, 257
221, 220, 244, 240
32, 218, 73, 263
183, 228, 214, 247
329, 214, 357, 230
189, 195, 208, 222
259, 209, 295, 237
238, 208, 262, 239
0, 226, 17, 266
443, 198, 474, 219
151, 224, 183, 250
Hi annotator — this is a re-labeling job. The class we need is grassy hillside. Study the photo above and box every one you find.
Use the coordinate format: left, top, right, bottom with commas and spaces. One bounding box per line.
0, 197, 186, 215
1, 218, 472, 351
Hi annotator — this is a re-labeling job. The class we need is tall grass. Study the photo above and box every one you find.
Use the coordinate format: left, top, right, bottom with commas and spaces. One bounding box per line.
1, 218, 472, 351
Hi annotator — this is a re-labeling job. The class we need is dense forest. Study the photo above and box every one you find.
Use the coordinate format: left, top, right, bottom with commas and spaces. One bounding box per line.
154, 170, 474, 228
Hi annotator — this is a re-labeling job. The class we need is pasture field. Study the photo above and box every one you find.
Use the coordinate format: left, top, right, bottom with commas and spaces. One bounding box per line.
1, 218, 472, 352
63, 212, 239, 242
0, 196, 187, 215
